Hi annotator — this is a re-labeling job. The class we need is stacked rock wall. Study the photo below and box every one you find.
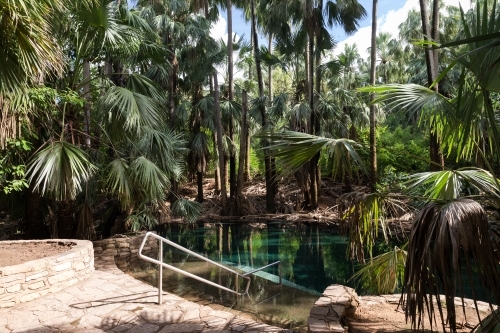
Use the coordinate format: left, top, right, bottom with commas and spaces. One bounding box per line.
0, 239, 94, 308
308, 284, 359, 333
92, 232, 158, 271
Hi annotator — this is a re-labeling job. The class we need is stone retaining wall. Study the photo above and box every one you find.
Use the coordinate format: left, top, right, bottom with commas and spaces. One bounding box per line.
308, 285, 359, 333
0, 239, 94, 308
92, 232, 158, 271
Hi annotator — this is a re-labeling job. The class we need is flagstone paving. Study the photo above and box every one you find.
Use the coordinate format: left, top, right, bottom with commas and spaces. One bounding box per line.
0, 264, 293, 332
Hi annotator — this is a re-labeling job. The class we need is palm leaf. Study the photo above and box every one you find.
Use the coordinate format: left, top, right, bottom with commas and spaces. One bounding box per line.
259, 130, 365, 178
404, 168, 500, 200
27, 141, 97, 200
402, 199, 500, 332
350, 245, 407, 294
130, 156, 170, 203
171, 198, 202, 223
338, 191, 407, 263
106, 158, 132, 210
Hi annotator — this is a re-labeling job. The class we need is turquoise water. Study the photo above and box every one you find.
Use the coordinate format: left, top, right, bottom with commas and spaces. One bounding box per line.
130, 222, 362, 329
128, 221, 493, 330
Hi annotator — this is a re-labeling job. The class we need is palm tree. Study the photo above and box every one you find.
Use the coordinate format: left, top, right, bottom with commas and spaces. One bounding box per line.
0, 0, 68, 95
369, 0, 378, 192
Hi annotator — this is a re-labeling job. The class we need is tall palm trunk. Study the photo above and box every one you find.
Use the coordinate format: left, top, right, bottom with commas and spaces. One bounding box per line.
268, 34, 273, 100
227, 0, 236, 200
306, 0, 319, 209
235, 90, 249, 215
369, 0, 378, 192
214, 72, 227, 213
419, 0, 443, 171
57, 200, 75, 239
251, 0, 275, 212
82, 59, 91, 147
24, 184, 46, 239
244, 130, 250, 182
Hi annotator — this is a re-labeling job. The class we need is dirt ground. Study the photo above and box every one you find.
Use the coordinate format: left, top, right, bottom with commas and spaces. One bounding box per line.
179, 177, 411, 233
346, 296, 493, 333
0, 242, 73, 266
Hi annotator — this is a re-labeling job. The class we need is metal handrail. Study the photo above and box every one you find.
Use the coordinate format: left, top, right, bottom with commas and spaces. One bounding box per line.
138, 231, 281, 305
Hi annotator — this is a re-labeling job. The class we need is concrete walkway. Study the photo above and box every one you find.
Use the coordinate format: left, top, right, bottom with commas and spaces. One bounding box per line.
0, 265, 293, 332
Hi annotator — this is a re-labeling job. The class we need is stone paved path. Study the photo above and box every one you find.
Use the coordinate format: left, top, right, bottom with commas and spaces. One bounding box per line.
0, 265, 292, 332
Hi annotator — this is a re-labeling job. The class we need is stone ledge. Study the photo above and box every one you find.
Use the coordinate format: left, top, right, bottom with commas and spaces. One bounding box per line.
308, 285, 359, 333
0, 239, 94, 308
92, 231, 158, 271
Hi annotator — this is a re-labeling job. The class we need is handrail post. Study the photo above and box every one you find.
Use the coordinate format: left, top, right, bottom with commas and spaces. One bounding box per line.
235, 273, 239, 294
279, 262, 282, 285
158, 239, 163, 305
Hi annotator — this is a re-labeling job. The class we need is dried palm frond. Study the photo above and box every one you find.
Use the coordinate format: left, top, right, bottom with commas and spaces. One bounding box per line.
338, 191, 407, 263
402, 199, 500, 332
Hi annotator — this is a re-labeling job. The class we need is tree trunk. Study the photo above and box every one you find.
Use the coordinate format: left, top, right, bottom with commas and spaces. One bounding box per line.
237, 90, 248, 198
57, 200, 75, 239
419, 0, 443, 171
369, 0, 378, 192
196, 171, 203, 203
251, 0, 275, 212
213, 130, 220, 194
268, 34, 273, 100
214, 72, 227, 213
24, 186, 46, 239
307, 0, 318, 209
82, 59, 91, 147
227, 0, 237, 200
244, 129, 250, 182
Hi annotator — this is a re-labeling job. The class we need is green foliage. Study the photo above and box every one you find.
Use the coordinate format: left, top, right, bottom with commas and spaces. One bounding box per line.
374, 125, 428, 174
26, 141, 97, 200
338, 192, 407, 263
171, 198, 202, 223
0, 139, 32, 193
351, 245, 407, 294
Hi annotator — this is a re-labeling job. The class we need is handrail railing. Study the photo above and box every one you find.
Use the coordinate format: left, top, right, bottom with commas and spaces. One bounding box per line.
138, 231, 280, 304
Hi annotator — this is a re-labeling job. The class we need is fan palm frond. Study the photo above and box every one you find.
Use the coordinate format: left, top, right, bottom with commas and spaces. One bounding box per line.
27, 141, 97, 201
130, 156, 170, 203
259, 130, 365, 179
404, 168, 500, 200
171, 198, 202, 223
98, 86, 162, 138
351, 245, 407, 294
106, 158, 132, 210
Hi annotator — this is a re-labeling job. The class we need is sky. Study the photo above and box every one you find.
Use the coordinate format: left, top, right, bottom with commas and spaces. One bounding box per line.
210, 0, 474, 60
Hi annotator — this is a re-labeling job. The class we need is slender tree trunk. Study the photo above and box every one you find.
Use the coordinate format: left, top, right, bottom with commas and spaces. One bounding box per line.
307, 0, 318, 209
420, 0, 443, 171
244, 130, 250, 182
227, 0, 236, 200
235, 90, 249, 216
24, 185, 46, 239
251, 0, 275, 212
237, 90, 248, 197
268, 34, 273, 100
197, 171, 203, 203
369, 0, 378, 192
214, 73, 227, 213
57, 200, 75, 239
82, 59, 91, 147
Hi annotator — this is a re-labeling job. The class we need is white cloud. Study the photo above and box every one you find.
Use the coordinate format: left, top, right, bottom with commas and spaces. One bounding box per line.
210, 16, 245, 82
333, 0, 473, 60
210, 16, 227, 41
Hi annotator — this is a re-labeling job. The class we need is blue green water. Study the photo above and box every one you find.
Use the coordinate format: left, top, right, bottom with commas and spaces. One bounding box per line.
128, 221, 493, 330
131, 222, 363, 329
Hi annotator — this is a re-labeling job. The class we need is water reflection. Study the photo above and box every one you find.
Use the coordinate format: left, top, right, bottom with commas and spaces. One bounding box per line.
128, 222, 363, 330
